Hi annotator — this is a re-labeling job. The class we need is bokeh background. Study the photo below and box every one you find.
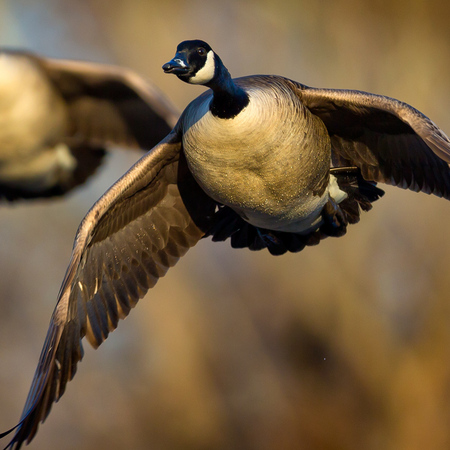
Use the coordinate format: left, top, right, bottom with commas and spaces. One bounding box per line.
1, 1, 450, 449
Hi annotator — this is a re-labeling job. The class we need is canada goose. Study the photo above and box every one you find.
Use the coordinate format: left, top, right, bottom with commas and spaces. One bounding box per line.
2, 39, 450, 448
0, 50, 178, 201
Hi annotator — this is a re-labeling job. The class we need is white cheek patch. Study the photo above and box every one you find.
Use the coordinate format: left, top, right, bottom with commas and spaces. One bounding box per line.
189, 51, 215, 84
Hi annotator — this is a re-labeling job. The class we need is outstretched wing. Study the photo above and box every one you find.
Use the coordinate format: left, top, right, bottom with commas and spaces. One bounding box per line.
1, 131, 215, 449
41, 56, 179, 149
298, 85, 450, 198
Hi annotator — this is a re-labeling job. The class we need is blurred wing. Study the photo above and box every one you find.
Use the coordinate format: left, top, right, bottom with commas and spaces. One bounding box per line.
2, 131, 216, 449
41, 57, 179, 149
298, 85, 450, 198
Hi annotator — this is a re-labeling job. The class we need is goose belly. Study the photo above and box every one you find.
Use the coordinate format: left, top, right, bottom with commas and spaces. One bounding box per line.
182, 89, 332, 233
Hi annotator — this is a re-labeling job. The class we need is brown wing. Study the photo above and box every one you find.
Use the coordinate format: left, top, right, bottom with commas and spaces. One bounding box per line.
1, 131, 216, 449
41, 57, 179, 149
297, 85, 450, 198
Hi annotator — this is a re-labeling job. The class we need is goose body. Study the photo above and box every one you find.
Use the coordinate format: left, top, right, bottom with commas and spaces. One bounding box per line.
0, 50, 179, 200
3, 39, 450, 448
182, 76, 335, 232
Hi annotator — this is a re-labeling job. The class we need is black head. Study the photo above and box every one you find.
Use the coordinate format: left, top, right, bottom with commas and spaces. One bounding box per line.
162, 40, 216, 85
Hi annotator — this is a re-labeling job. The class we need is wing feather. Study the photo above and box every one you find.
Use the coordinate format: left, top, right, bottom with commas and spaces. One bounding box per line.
298, 85, 450, 198
40, 57, 179, 149
3, 132, 216, 449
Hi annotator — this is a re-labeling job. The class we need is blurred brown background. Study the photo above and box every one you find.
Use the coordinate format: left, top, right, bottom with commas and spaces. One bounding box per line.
1, 0, 450, 449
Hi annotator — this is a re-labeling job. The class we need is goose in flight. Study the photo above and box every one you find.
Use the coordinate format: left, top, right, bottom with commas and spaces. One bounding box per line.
0, 50, 178, 201
2, 39, 450, 448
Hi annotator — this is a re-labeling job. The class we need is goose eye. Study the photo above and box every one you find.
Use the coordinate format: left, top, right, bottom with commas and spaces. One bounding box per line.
197, 47, 207, 56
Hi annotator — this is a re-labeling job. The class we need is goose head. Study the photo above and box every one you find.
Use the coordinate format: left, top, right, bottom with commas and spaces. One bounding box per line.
163, 40, 249, 119
162, 39, 219, 85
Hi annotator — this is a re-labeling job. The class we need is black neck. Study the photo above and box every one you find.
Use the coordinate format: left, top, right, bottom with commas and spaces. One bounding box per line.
206, 56, 249, 119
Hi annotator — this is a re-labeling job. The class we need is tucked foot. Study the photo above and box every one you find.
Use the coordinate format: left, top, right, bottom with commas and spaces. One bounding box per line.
320, 199, 348, 237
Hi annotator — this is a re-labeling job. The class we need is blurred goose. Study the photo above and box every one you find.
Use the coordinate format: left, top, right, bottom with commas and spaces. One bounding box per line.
2, 39, 450, 448
0, 49, 178, 201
